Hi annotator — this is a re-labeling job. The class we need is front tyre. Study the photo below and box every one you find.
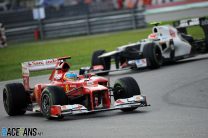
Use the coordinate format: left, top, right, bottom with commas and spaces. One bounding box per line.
41, 86, 68, 119
113, 77, 141, 112
143, 43, 163, 69
3, 83, 27, 116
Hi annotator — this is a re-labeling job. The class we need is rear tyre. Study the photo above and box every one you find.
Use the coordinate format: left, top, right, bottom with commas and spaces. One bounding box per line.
3, 83, 27, 116
91, 49, 111, 76
113, 77, 141, 112
41, 86, 68, 120
143, 43, 163, 69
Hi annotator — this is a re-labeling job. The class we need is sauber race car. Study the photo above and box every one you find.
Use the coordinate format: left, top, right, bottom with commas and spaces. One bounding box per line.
80, 17, 208, 75
3, 56, 149, 120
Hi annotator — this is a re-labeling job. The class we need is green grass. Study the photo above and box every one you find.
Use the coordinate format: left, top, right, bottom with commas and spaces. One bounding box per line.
0, 23, 204, 81
0, 29, 150, 81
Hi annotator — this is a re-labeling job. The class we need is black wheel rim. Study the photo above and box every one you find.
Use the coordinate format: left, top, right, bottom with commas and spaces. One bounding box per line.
3, 89, 8, 112
42, 94, 50, 113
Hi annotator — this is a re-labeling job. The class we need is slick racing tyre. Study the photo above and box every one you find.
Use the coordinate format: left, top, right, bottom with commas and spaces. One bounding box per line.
41, 86, 68, 120
143, 43, 163, 69
91, 49, 111, 76
113, 77, 141, 112
3, 83, 27, 116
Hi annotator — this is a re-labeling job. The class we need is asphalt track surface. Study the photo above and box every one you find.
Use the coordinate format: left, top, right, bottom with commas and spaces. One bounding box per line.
1, 7, 208, 137
146, 7, 208, 22
0, 53, 208, 138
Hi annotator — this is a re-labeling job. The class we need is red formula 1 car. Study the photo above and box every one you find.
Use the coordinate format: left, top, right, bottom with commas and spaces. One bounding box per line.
3, 56, 149, 119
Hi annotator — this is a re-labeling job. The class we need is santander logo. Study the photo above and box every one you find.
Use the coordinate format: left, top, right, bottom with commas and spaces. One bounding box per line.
46, 59, 58, 64
28, 59, 58, 66
28, 61, 44, 66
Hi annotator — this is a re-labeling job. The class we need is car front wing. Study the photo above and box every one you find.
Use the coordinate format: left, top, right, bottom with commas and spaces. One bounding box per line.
50, 95, 150, 118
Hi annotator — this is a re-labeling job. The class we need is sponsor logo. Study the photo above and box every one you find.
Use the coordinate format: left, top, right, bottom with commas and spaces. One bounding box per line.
28, 61, 44, 66
179, 18, 199, 27
141, 59, 146, 64
46, 59, 58, 65
116, 99, 125, 104
54, 74, 62, 80
135, 59, 147, 68
61, 105, 68, 110
75, 105, 83, 110
87, 81, 93, 86
28, 59, 58, 67
1, 127, 43, 137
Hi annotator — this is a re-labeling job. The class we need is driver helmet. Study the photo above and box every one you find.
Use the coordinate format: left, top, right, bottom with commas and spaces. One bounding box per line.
64, 72, 77, 81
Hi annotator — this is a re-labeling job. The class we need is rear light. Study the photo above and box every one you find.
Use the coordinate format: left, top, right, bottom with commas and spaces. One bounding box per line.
50, 105, 61, 116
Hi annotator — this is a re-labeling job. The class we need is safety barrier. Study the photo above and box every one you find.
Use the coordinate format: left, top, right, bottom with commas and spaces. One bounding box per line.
5, 9, 146, 42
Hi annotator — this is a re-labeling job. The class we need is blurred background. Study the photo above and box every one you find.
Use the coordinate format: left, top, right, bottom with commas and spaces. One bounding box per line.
1, 0, 200, 12
0, 0, 207, 42
0, 0, 188, 12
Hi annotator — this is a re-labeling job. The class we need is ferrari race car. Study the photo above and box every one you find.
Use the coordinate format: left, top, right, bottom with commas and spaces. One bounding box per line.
80, 17, 208, 75
3, 56, 149, 120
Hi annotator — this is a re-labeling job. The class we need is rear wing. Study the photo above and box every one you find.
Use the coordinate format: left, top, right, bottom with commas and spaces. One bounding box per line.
22, 56, 71, 90
173, 17, 208, 44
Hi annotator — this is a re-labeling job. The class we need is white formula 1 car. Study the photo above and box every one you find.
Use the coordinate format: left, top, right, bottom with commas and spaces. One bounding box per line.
80, 17, 208, 75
